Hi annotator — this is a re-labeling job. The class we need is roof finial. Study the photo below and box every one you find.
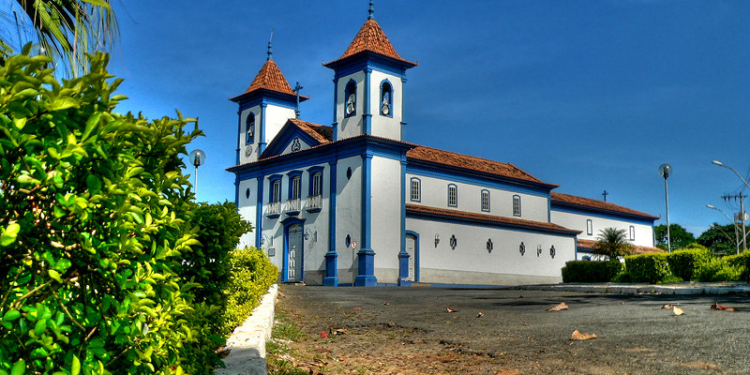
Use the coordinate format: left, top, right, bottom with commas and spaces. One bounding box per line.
267, 29, 274, 61
368, 0, 374, 20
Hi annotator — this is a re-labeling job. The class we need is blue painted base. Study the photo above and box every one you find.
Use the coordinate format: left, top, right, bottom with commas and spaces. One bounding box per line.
398, 278, 412, 287
323, 251, 338, 286
355, 274, 378, 286
322, 277, 339, 286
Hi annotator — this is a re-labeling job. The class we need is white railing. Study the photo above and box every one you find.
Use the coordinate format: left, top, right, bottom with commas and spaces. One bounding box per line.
266, 201, 281, 216
285, 198, 301, 213
306, 195, 323, 210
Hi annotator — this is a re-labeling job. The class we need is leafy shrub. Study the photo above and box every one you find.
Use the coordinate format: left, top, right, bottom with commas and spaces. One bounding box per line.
667, 246, 710, 281
611, 272, 631, 283
0, 49, 219, 374
656, 275, 685, 284
625, 253, 671, 284
695, 256, 743, 282
221, 247, 278, 337
561, 260, 623, 283
724, 251, 750, 281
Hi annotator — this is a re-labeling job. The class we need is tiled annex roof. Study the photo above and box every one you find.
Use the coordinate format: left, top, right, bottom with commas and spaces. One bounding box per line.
407, 146, 557, 187
577, 239, 665, 255
407, 204, 580, 235
324, 19, 417, 67
231, 59, 308, 101
551, 192, 659, 220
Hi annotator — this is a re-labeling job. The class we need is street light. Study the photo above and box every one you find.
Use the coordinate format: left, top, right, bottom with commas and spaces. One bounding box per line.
189, 149, 206, 201
712, 160, 749, 251
707, 204, 740, 254
658, 164, 673, 252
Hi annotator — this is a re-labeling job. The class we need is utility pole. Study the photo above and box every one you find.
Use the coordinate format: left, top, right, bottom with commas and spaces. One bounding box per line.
722, 192, 747, 252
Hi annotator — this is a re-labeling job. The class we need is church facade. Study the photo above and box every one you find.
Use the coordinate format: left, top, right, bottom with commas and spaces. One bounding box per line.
227, 10, 659, 286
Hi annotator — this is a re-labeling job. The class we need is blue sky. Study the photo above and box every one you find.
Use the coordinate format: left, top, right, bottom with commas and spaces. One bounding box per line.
7, 1, 750, 237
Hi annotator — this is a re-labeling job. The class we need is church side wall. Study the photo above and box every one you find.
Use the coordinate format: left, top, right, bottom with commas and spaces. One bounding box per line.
550, 209, 654, 248
406, 173, 550, 223
334, 156, 364, 285
370, 156, 403, 284
406, 217, 576, 285
336, 71, 366, 140
237, 178, 258, 249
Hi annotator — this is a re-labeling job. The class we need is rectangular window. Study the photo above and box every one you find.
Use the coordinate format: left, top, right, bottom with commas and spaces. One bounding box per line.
271, 180, 282, 203
291, 176, 301, 199
312, 172, 322, 196
448, 184, 458, 207
481, 190, 490, 212
410, 178, 421, 202
512, 195, 521, 216
586, 219, 593, 235
630, 226, 635, 241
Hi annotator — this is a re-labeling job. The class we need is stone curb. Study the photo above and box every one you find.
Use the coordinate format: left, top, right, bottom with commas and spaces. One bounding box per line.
215, 284, 278, 375
517, 284, 750, 295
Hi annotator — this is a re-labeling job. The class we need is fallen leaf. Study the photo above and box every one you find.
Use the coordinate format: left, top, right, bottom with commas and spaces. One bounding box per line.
476, 312, 484, 318
711, 303, 738, 312
661, 304, 674, 309
353, 307, 361, 311
333, 328, 348, 335
387, 321, 396, 327
620, 302, 626, 305
571, 330, 597, 341
673, 306, 686, 316
320, 331, 328, 338
547, 302, 569, 312
384, 302, 391, 306
446, 307, 459, 313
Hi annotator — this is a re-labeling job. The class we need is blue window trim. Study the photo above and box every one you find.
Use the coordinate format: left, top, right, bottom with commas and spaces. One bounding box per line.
286, 170, 303, 200
269, 175, 283, 203
513, 195, 521, 217
245, 112, 255, 144
380, 79, 394, 118
344, 80, 357, 118
481, 189, 490, 212
410, 177, 421, 202
586, 219, 593, 235
307, 166, 325, 196
448, 184, 458, 207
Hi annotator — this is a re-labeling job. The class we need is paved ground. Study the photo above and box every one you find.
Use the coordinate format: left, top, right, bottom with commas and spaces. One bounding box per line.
275, 285, 750, 374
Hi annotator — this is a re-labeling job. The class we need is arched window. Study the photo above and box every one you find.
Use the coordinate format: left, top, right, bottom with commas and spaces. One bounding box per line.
380, 81, 392, 117
512, 195, 521, 216
345, 81, 356, 117
481, 190, 490, 212
410, 178, 421, 202
448, 184, 458, 207
586, 219, 593, 235
246, 113, 255, 144
630, 226, 636, 241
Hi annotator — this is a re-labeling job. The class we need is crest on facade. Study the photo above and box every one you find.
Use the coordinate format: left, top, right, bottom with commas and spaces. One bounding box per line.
291, 138, 301, 152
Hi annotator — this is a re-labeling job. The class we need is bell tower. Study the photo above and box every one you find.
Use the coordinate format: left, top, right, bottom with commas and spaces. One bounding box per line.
231, 38, 308, 165
324, 2, 417, 142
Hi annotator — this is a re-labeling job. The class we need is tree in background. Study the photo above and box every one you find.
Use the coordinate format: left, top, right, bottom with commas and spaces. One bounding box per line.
698, 223, 748, 256
1, 0, 119, 76
654, 224, 696, 251
593, 227, 634, 259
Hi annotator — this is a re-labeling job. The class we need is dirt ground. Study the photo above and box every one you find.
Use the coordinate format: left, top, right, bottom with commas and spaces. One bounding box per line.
268, 285, 750, 375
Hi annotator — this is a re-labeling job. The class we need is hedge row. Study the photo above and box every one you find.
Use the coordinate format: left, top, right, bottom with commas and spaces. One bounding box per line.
561, 260, 623, 283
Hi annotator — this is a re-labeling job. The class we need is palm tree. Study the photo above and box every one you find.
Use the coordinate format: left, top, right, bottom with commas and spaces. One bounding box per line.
593, 227, 634, 259
2, 0, 119, 76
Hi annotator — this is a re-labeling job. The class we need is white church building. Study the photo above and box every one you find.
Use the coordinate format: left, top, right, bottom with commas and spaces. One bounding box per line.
227, 8, 660, 286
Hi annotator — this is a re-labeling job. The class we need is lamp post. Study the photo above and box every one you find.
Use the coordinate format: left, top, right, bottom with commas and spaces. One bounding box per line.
707, 204, 740, 254
658, 164, 673, 252
189, 149, 206, 201
712, 160, 749, 251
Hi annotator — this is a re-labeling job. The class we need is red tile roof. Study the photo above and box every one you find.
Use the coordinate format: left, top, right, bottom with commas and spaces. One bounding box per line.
406, 204, 580, 235
576, 239, 665, 255
325, 19, 417, 67
231, 59, 307, 101
551, 192, 659, 220
407, 145, 557, 187
288, 118, 333, 144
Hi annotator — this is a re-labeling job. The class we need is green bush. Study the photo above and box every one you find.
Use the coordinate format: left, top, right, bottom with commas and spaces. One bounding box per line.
724, 251, 750, 281
611, 272, 631, 283
221, 247, 278, 337
625, 253, 671, 284
561, 260, 623, 283
667, 246, 710, 281
656, 275, 685, 284
0, 49, 222, 374
695, 256, 744, 282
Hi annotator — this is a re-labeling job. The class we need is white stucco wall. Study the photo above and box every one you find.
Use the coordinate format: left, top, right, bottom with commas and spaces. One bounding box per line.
237, 178, 258, 249
333, 156, 363, 284
406, 218, 576, 285
406, 173, 550, 223
370, 156, 404, 283
550, 209, 654, 248
239, 104, 296, 164
369, 70, 403, 141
